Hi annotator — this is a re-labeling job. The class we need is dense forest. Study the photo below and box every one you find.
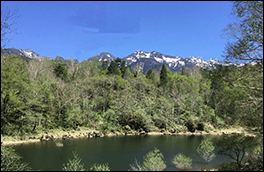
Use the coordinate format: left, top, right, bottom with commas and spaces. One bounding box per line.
1, 53, 262, 136
1, 1, 263, 171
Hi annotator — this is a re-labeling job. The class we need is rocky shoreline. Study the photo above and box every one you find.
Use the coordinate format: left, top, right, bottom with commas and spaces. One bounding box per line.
1, 127, 256, 146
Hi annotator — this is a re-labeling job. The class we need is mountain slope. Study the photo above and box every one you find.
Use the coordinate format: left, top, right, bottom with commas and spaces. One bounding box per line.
2, 48, 51, 60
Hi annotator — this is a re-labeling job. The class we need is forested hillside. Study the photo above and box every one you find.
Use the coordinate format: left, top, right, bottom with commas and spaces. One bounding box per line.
1, 53, 262, 136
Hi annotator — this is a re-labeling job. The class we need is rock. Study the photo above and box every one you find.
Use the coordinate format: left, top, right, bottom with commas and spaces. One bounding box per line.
140, 131, 146, 135
62, 135, 69, 140
160, 128, 166, 133
169, 128, 176, 133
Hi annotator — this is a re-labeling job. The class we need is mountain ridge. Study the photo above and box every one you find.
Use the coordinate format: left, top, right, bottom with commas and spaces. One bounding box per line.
2, 48, 246, 73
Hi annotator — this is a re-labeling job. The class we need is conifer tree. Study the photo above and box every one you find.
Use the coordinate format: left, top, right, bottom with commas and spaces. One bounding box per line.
101, 59, 108, 70
120, 60, 127, 78
159, 63, 168, 86
146, 69, 155, 81
107, 61, 120, 75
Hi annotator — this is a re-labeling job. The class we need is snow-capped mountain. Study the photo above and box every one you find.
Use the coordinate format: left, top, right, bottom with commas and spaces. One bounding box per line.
2, 48, 51, 60
122, 50, 245, 74
2, 48, 247, 73
87, 52, 116, 63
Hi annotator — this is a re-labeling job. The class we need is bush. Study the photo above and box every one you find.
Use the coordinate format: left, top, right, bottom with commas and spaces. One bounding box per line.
90, 163, 110, 171
142, 148, 166, 171
196, 138, 215, 164
172, 153, 192, 170
1, 146, 33, 171
62, 151, 85, 171
129, 148, 166, 171
204, 124, 213, 133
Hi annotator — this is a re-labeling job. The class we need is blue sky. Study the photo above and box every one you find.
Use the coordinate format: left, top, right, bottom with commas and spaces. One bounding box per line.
1, 1, 234, 62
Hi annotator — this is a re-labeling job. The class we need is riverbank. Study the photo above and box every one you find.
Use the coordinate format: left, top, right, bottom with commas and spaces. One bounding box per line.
1, 125, 257, 146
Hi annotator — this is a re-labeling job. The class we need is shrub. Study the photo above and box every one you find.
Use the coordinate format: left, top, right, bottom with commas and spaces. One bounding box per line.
90, 163, 110, 171
196, 138, 215, 164
129, 148, 166, 171
204, 124, 212, 133
172, 153, 192, 170
142, 148, 166, 171
62, 151, 85, 171
1, 146, 33, 171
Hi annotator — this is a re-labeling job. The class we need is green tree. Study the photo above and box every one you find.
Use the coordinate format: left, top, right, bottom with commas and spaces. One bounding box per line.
1, 54, 32, 135
107, 61, 121, 76
196, 138, 215, 164
145, 69, 155, 81
132, 64, 143, 78
216, 133, 258, 168
120, 60, 127, 78
222, 1, 263, 63
52, 57, 71, 83
1, 146, 33, 171
222, 1, 263, 131
62, 151, 85, 171
172, 153, 192, 170
159, 64, 168, 86
101, 59, 109, 70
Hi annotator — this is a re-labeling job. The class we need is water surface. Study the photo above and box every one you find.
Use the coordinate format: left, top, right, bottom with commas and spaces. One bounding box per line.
10, 134, 233, 171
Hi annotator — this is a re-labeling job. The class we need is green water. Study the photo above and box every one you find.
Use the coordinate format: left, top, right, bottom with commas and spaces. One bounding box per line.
9, 134, 233, 171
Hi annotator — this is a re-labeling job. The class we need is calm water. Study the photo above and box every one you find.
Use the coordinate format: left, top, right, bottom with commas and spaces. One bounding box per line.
9, 134, 234, 171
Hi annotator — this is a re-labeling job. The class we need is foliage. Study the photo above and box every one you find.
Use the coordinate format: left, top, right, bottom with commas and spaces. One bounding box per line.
222, 1, 263, 63
62, 151, 85, 171
1, 54, 32, 135
107, 60, 121, 76
216, 133, 258, 168
141, 148, 166, 171
52, 57, 71, 83
241, 144, 263, 171
221, 1, 263, 130
90, 163, 110, 171
129, 148, 166, 171
145, 69, 155, 81
1, 146, 33, 171
159, 64, 168, 86
172, 153, 192, 170
196, 138, 215, 164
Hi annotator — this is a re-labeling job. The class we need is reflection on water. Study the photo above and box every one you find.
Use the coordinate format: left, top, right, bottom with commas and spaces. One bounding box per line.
9, 135, 233, 171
